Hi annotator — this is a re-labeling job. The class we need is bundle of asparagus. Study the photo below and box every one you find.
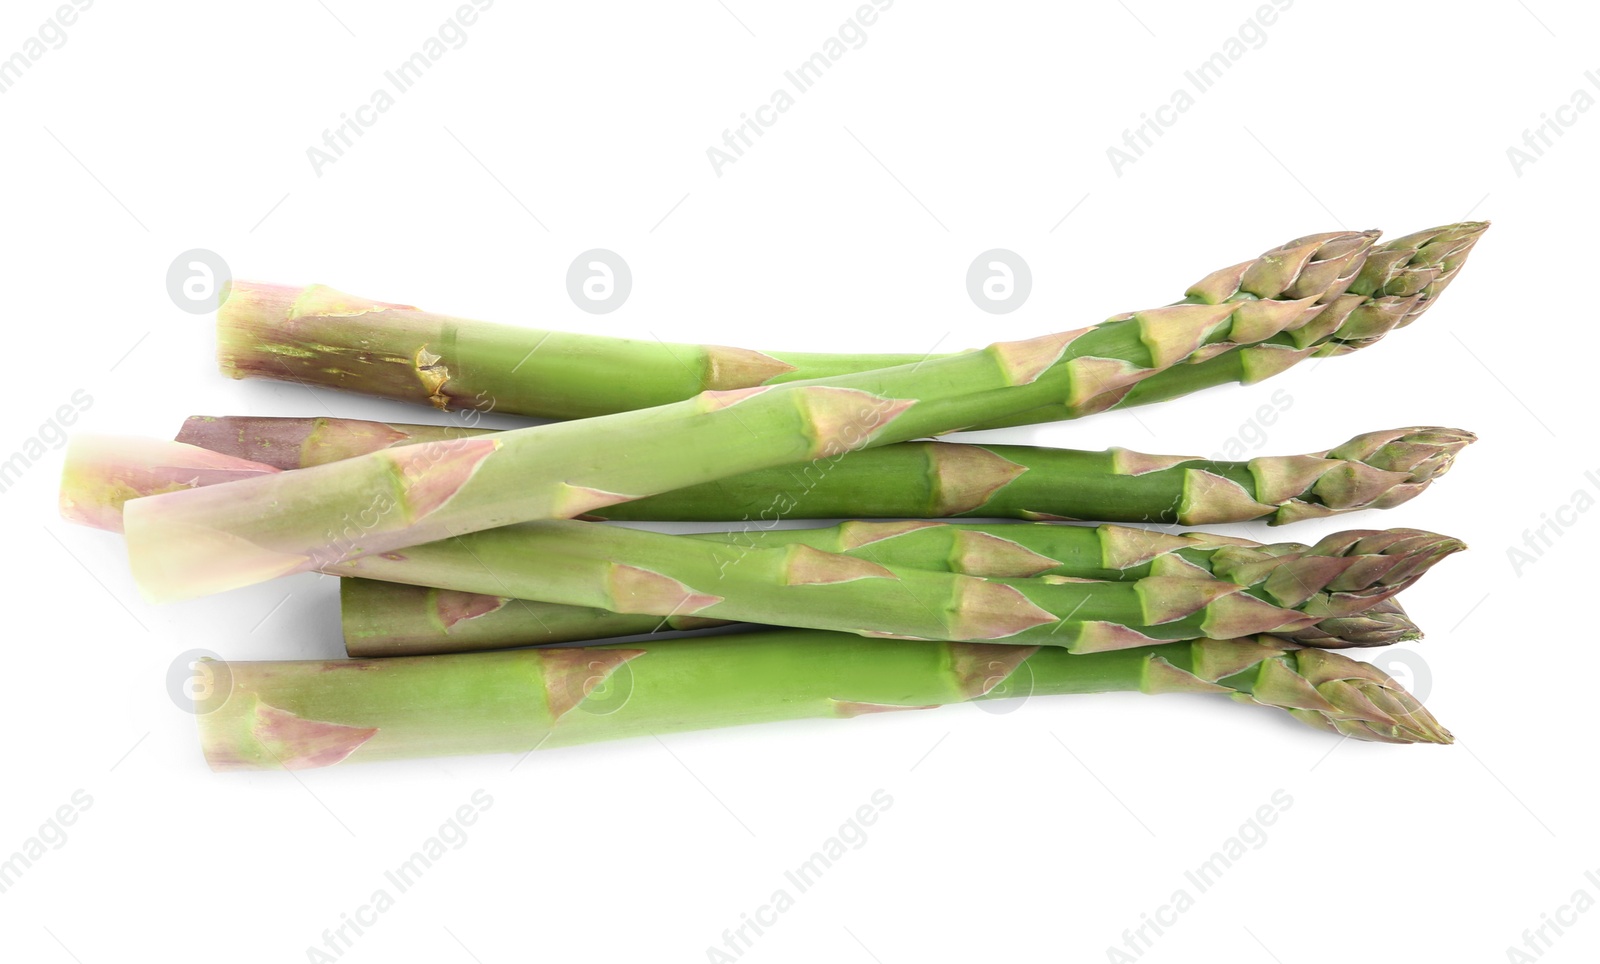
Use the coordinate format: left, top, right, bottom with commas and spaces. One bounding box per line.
59, 222, 1487, 771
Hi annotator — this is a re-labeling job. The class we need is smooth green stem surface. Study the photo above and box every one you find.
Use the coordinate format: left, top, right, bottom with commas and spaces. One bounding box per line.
196, 630, 1451, 771
177, 417, 1473, 527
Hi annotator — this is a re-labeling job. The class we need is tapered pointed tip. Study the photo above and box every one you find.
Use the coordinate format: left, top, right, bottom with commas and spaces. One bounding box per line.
382, 437, 500, 522
1178, 470, 1273, 525
1098, 524, 1196, 570
948, 642, 1039, 698
1239, 232, 1337, 300
540, 648, 645, 720
1199, 591, 1315, 639
1342, 221, 1490, 334
951, 580, 1058, 640
926, 443, 1029, 515
1141, 657, 1232, 695
703, 346, 798, 389
1063, 356, 1147, 407
1291, 649, 1454, 744
798, 387, 917, 459
1135, 576, 1241, 625
605, 565, 723, 616
432, 589, 510, 630
836, 520, 944, 549
782, 544, 898, 585
990, 329, 1082, 385
1325, 426, 1477, 485
1107, 447, 1201, 477
1064, 620, 1165, 654
1290, 597, 1419, 648
949, 530, 1062, 578
1136, 303, 1240, 369
201, 694, 378, 772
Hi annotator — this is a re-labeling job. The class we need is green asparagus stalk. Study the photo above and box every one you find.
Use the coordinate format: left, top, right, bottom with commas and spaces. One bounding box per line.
58, 434, 278, 533
614, 427, 1475, 526
339, 578, 734, 655
216, 230, 1376, 419
209, 224, 1482, 432
125, 230, 1382, 602
1286, 597, 1415, 648
178, 416, 1473, 526
61, 435, 1438, 654
982, 222, 1489, 426
1324, 221, 1489, 352
339, 578, 1420, 657
196, 630, 1452, 771
319, 518, 1463, 651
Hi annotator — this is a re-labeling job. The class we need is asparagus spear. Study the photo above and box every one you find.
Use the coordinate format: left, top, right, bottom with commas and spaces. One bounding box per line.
209, 224, 1482, 433
319, 518, 1463, 651
1286, 597, 1416, 648
981, 222, 1489, 426
216, 230, 1375, 418
196, 630, 1452, 771
84, 438, 1466, 648
178, 416, 1473, 526
125, 231, 1382, 602
61, 435, 1438, 654
339, 578, 735, 655
58, 434, 279, 533
1324, 221, 1489, 352
339, 578, 1421, 657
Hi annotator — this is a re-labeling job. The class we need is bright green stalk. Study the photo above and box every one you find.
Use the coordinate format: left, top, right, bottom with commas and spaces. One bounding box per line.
329, 520, 1455, 655
196, 630, 1452, 771
216, 230, 1378, 419
125, 231, 1381, 602
612, 427, 1475, 526
178, 416, 1473, 526
320, 517, 1463, 652
338, 578, 733, 655
212, 224, 1483, 432
339, 579, 1420, 657
982, 222, 1489, 427
63, 436, 1443, 654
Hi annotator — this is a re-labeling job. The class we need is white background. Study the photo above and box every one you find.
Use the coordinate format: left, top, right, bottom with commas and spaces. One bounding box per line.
2, 1, 1592, 961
